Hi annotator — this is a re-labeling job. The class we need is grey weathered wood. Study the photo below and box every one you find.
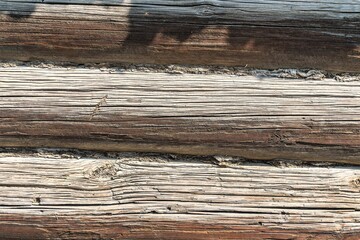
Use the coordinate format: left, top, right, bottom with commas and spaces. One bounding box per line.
1, 66, 360, 164
0, 0, 359, 71
0, 152, 360, 239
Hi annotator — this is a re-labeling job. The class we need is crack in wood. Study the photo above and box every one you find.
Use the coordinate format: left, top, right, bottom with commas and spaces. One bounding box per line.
90, 94, 108, 121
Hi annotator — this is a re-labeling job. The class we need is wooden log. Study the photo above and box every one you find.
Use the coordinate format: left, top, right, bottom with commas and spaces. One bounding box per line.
0, 152, 360, 239
1, 66, 360, 164
0, 0, 359, 72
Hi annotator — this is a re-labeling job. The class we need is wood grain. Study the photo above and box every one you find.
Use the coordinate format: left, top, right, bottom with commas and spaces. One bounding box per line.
0, 0, 359, 71
2, 66, 360, 164
0, 152, 360, 239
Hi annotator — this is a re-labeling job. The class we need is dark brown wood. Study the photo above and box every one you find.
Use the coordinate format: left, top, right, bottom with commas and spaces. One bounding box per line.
0, 0, 359, 72
1, 66, 360, 164
0, 152, 360, 239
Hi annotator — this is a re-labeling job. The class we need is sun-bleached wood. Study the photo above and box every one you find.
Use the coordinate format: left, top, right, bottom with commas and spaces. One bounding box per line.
1, 66, 360, 164
0, 153, 360, 239
0, 0, 359, 71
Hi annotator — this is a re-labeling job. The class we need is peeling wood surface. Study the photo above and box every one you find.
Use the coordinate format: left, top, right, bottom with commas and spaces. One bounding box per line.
0, 0, 359, 71
0, 153, 360, 239
2, 66, 360, 164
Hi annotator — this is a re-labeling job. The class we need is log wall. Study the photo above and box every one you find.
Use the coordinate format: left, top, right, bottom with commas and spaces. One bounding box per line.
1, 66, 360, 164
0, 0, 359, 71
0, 152, 360, 239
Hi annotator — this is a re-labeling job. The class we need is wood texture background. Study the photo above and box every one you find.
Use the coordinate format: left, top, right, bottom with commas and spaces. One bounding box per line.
0, 152, 360, 239
0, 0, 359, 71
2, 66, 360, 164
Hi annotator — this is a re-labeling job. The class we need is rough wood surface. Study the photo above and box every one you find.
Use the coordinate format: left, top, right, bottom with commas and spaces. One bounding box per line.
2, 66, 360, 164
0, 152, 360, 239
0, 0, 359, 71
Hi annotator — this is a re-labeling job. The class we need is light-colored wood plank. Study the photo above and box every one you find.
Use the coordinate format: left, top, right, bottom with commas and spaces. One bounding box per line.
0, 0, 359, 71
1, 66, 360, 164
0, 151, 360, 239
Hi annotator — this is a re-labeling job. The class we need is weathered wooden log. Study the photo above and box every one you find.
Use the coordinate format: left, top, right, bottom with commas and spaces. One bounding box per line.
0, 0, 359, 72
1, 66, 360, 164
0, 151, 360, 239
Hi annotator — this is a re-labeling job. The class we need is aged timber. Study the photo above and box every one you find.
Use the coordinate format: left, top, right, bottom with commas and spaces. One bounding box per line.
0, 0, 359, 72
1, 66, 360, 164
0, 151, 360, 239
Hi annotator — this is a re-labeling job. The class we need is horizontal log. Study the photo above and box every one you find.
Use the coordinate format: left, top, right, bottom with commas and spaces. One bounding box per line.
0, 0, 359, 71
0, 151, 360, 239
1, 66, 360, 164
